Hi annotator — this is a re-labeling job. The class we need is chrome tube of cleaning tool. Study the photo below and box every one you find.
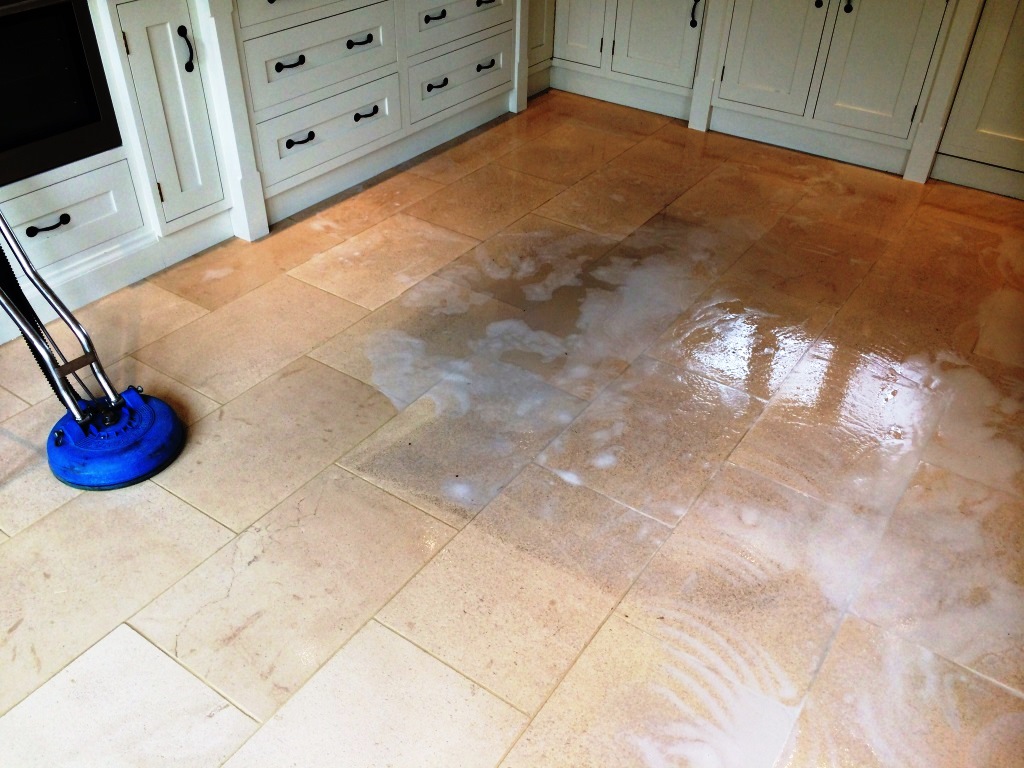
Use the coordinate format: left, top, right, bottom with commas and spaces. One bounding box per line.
0, 209, 122, 413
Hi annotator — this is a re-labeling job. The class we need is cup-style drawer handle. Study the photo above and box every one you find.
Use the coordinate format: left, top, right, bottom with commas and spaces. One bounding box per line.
424, 8, 446, 23
353, 105, 379, 122
347, 33, 374, 49
26, 213, 71, 238
476, 0, 496, 6
426, 76, 449, 92
285, 131, 315, 149
274, 54, 306, 73
476, 58, 495, 72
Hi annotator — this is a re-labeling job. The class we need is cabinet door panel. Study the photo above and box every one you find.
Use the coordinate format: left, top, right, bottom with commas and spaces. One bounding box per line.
940, 0, 1024, 172
528, 0, 556, 67
719, 0, 830, 114
553, 0, 607, 67
118, 0, 223, 222
813, 0, 946, 138
611, 0, 703, 87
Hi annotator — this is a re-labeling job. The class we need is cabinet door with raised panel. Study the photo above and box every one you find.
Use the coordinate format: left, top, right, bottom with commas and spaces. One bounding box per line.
118, 0, 223, 222
813, 0, 946, 138
553, 0, 607, 67
528, 0, 557, 67
719, 0, 830, 114
940, 0, 1024, 172
611, 0, 704, 87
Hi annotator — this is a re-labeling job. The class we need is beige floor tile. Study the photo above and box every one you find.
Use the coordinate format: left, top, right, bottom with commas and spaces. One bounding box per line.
921, 180, 1024, 232
500, 614, 799, 768
306, 171, 446, 237
536, 165, 685, 240
406, 120, 532, 184
149, 220, 346, 311
700, 130, 837, 183
380, 464, 668, 712
341, 357, 585, 528
665, 163, 807, 244
135, 275, 365, 403
924, 356, 1024, 497
133, 466, 453, 721
619, 464, 888, 705
154, 356, 396, 532
0, 482, 232, 714
608, 122, 721, 190
0, 282, 207, 405
542, 89, 670, 140
729, 340, 944, 512
497, 122, 636, 185
311, 275, 523, 407
538, 357, 762, 524
777, 617, 1024, 768
290, 213, 479, 309
223, 621, 527, 768
0, 398, 83, 536
0, 384, 26, 422
854, 463, 1024, 694
976, 288, 1024, 368
405, 164, 564, 241
0, 625, 256, 767
647, 277, 834, 401
491, 100, 569, 143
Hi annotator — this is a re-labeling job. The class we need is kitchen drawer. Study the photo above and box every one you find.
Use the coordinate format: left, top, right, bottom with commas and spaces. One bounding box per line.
237, 0, 358, 29
256, 73, 401, 185
245, 1, 396, 112
403, 0, 513, 55
0, 161, 143, 270
407, 30, 513, 123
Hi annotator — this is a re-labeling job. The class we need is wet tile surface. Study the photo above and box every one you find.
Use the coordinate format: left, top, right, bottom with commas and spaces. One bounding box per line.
2, 89, 1023, 766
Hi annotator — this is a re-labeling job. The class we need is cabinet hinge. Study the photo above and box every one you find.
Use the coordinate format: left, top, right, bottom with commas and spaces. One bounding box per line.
156, 182, 164, 203
599, 37, 603, 54
122, 30, 129, 56
911, 104, 918, 123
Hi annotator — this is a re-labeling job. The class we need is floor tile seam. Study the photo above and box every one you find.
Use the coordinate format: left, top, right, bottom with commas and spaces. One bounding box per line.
0, 384, 31, 419
844, 609, 1024, 702
913, 457, 1024, 502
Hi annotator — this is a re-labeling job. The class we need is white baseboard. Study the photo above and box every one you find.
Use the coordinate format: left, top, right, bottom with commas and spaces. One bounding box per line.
549, 64, 692, 119
931, 154, 1024, 200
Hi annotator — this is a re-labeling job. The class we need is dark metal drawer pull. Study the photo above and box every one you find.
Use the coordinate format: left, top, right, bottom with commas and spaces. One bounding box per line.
426, 77, 449, 92
424, 9, 446, 23
267, 0, 276, 3
814, 0, 823, 7
476, 58, 496, 72
844, 0, 853, 11
347, 33, 374, 49
476, 0, 496, 6
177, 25, 195, 73
690, 0, 701, 28
285, 131, 315, 149
274, 54, 306, 73
353, 105, 379, 122
26, 213, 71, 238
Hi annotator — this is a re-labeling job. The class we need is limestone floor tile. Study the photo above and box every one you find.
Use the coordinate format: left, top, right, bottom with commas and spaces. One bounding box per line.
148, 220, 346, 311
135, 275, 365, 403
380, 464, 668, 713
647, 277, 834, 401
133, 466, 454, 721
976, 288, 1024, 368
0, 398, 83, 536
729, 340, 944, 512
0, 384, 26, 422
306, 170, 445, 238
541, 89, 670, 140
497, 122, 636, 185
223, 621, 527, 768
700, 130, 836, 183
0, 482, 232, 714
433, 214, 619, 310
536, 165, 685, 240
921, 180, 1024, 232
492, 100, 569, 143
618, 464, 888, 705
777, 617, 1024, 768
405, 119, 530, 184
0, 282, 207, 405
341, 357, 585, 528
289, 213, 479, 309
854, 463, 1024, 694
311, 275, 523, 408
788, 162, 925, 240
664, 163, 807, 244
608, 121, 721, 190
0, 625, 256, 767
154, 356, 396, 532
924, 356, 1024, 497
538, 357, 762, 525
405, 164, 565, 241
500, 614, 799, 768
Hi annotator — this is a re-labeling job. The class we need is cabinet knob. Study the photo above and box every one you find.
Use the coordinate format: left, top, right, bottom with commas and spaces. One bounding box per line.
26, 213, 71, 238
274, 54, 306, 73
814, 0, 823, 7
285, 131, 315, 150
690, 0, 701, 28
176, 25, 195, 73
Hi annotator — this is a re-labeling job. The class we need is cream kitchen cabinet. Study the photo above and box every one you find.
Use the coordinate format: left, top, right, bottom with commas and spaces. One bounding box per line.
527, 0, 556, 67
553, 0, 606, 67
719, 0, 947, 139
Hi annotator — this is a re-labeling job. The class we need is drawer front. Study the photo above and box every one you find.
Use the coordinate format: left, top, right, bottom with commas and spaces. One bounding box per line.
237, 0, 356, 28
404, 0, 514, 55
257, 74, 402, 185
0, 161, 143, 270
245, 1, 397, 112
407, 30, 514, 123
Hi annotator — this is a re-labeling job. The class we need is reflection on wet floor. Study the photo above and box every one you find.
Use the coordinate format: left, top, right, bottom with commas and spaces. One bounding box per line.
1, 89, 1022, 767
